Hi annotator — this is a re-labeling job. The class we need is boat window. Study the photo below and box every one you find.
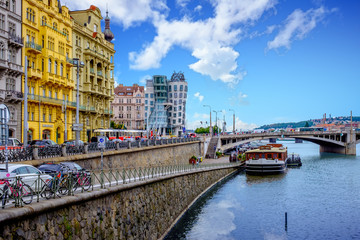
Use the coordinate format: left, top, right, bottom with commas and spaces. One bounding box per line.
262, 154, 265, 159
255, 154, 259, 159
278, 153, 282, 159
267, 154, 272, 159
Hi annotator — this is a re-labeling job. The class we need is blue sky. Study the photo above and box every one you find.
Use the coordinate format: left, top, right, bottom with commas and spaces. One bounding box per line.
62, 0, 360, 131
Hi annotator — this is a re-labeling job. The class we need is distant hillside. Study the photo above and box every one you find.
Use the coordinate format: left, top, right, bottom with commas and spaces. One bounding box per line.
257, 116, 360, 130
258, 121, 314, 130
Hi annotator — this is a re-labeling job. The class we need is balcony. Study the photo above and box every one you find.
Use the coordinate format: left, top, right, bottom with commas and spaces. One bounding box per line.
66, 57, 74, 66
90, 68, 95, 75
8, 62, 23, 76
8, 34, 24, 48
0, 58, 7, 70
28, 68, 42, 79
25, 41, 42, 54
97, 70, 103, 77
5, 90, 23, 103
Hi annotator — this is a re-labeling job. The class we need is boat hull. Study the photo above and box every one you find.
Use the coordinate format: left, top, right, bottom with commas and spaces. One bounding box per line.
245, 159, 286, 174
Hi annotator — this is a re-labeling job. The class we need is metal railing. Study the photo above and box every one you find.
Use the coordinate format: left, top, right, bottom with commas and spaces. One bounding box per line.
0, 137, 201, 163
0, 162, 242, 209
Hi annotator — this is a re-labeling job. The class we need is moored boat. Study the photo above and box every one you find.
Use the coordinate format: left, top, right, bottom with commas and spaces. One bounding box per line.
286, 153, 302, 167
245, 144, 288, 174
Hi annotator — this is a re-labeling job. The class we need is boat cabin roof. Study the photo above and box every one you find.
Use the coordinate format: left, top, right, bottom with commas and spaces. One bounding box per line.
245, 144, 287, 154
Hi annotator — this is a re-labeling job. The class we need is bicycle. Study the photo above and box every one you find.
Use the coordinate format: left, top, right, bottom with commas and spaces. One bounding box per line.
41, 172, 64, 199
1, 175, 34, 208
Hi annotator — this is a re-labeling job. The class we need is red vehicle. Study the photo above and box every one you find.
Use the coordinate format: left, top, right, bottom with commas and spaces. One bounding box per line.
189, 133, 197, 138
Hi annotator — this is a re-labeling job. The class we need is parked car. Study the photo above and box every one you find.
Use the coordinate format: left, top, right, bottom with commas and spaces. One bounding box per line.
0, 138, 23, 150
28, 139, 57, 147
0, 164, 52, 192
63, 139, 85, 146
38, 162, 89, 176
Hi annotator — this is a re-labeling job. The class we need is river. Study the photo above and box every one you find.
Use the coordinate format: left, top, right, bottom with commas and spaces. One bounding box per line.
165, 141, 360, 240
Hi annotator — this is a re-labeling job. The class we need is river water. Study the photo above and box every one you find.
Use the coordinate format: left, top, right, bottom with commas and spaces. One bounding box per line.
165, 141, 360, 240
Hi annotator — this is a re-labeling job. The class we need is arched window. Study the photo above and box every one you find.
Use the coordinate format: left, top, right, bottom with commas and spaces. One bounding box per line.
41, 16, 47, 26
48, 58, 52, 73
54, 61, 58, 74
26, 8, 35, 22
60, 63, 63, 76
53, 22, 57, 30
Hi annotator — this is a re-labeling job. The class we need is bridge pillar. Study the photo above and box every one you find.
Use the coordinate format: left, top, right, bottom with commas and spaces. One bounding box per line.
269, 138, 276, 143
320, 131, 356, 155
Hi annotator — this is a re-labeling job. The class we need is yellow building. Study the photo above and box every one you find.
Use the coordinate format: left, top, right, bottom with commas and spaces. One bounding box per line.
70, 6, 115, 142
22, 0, 75, 143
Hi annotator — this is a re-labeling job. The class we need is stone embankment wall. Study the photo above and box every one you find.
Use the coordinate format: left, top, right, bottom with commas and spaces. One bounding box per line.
0, 167, 238, 240
23, 141, 203, 170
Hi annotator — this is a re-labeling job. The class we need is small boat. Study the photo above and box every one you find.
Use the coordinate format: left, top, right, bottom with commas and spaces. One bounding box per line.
286, 153, 302, 167
245, 144, 288, 174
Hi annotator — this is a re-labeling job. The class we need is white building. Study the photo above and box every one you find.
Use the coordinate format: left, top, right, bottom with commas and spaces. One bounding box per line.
0, 0, 23, 140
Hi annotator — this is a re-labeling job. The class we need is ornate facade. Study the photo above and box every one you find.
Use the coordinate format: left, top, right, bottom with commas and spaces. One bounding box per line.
22, 0, 74, 143
112, 84, 144, 130
0, 0, 23, 140
70, 6, 115, 142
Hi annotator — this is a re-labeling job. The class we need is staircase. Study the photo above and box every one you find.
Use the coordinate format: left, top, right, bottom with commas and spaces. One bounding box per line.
205, 137, 219, 158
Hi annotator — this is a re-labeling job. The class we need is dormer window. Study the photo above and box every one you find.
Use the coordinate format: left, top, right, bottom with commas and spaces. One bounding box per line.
94, 24, 97, 32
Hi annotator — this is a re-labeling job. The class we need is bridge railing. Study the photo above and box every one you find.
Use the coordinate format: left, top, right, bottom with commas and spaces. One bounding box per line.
0, 137, 201, 163
0, 161, 242, 209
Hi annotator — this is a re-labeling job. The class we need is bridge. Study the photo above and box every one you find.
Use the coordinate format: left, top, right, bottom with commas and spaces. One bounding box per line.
206, 130, 360, 156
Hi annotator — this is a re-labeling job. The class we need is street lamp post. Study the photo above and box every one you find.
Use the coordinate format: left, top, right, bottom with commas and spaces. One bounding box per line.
63, 96, 67, 142
229, 109, 235, 134
203, 105, 212, 136
72, 58, 84, 146
38, 85, 42, 139
213, 110, 219, 135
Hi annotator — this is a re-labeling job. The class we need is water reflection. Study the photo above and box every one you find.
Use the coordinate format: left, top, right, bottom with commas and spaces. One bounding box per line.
166, 141, 360, 240
245, 172, 286, 185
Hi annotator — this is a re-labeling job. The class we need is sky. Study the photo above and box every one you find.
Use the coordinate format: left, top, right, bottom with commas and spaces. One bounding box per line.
62, 0, 360, 131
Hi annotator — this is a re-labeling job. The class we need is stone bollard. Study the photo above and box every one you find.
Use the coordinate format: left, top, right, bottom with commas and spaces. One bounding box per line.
84, 142, 89, 154
61, 144, 67, 157
33, 146, 39, 160
146, 140, 150, 146
127, 141, 131, 149
160, 139, 163, 145
138, 141, 141, 148
116, 142, 120, 150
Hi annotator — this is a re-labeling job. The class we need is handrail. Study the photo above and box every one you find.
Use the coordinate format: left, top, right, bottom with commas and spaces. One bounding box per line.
0, 162, 242, 208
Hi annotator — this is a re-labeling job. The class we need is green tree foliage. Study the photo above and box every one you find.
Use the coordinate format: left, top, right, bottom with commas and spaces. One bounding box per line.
110, 121, 126, 130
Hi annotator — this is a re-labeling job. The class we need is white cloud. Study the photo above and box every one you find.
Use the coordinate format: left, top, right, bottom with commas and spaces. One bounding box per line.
61, 0, 168, 29
194, 92, 204, 102
139, 75, 152, 84
267, 6, 328, 51
176, 0, 190, 8
235, 118, 258, 131
194, 5, 202, 12
229, 91, 249, 106
129, 0, 278, 86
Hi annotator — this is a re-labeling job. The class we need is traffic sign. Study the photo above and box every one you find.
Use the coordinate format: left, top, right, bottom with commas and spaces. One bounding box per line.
97, 136, 106, 149
72, 123, 83, 131
0, 104, 10, 124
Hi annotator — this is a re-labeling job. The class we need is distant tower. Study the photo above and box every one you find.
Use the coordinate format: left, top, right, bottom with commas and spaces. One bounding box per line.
103, 9, 114, 42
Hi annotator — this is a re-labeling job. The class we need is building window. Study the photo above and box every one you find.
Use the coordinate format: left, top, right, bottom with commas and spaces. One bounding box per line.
0, 14, 4, 30
180, 85, 183, 91
54, 61, 58, 75
174, 85, 177, 91
26, 8, 35, 22
12, 0, 15, 12
8, 22, 15, 36
48, 59, 52, 73
53, 22, 57, 30
49, 114, 52, 122
41, 16, 47, 26
6, 78, 15, 91
60, 63, 63, 76
0, 41, 4, 59
94, 24, 97, 32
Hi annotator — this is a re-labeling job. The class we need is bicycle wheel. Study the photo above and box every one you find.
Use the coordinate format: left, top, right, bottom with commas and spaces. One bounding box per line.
42, 182, 55, 199
19, 184, 34, 204
81, 176, 92, 191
